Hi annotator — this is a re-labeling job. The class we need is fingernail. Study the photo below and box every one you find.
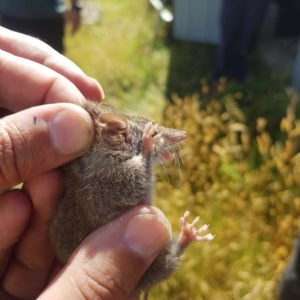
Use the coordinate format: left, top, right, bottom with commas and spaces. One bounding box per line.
49, 106, 94, 155
122, 213, 172, 259
88, 77, 105, 100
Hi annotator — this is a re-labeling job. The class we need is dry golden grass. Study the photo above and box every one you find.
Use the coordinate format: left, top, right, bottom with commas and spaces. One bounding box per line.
149, 91, 300, 300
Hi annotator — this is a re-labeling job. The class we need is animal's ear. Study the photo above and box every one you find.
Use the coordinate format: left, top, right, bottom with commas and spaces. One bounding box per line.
99, 113, 128, 134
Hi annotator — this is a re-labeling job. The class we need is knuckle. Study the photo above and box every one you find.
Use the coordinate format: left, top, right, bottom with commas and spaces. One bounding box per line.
78, 264, 129, 300
0, 119, 32, 188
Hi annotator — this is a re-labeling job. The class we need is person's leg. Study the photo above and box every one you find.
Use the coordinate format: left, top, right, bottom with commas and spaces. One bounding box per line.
0, 14, 64, 53
230, 0, 271, 80
211, 0, 245, 80
33, 16, 65, 53
242, 0, 270, 51
278, 232, 300, 300
0, 15, 35, 37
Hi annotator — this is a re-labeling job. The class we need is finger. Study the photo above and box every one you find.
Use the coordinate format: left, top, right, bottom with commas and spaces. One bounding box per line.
2, 170, 62, 299
0, 190, 31, 277
0, 289, 14, 300
0, 49, 85, 112
0, 27, 104, 101
45, 260, 63, 286
0, 103, 94, 189
68, 11, 81, 35
0, 108, 12, 118
127, 296, 140, 300
38, 205, 172, 300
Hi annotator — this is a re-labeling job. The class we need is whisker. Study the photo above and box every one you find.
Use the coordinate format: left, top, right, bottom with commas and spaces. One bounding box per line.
175, 153, 183, 180
158, 159, 170, 185
178, 147, 185, 164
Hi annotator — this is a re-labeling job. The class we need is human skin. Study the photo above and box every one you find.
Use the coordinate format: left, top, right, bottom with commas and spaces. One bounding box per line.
0, 27, 171, 300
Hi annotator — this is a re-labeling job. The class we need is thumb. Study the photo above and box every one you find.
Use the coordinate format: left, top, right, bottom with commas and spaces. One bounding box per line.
0, 103, 94, 189
38, 205, 172, 300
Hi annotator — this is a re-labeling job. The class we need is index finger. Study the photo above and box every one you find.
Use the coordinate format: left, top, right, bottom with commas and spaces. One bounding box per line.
0, 49, 85, 112
0, 27, 104, 101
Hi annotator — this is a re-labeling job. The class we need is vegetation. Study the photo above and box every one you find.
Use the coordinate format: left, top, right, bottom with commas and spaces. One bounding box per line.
152, 92, 300, 300
64, 1, 300, 299
66, 0, 171, 115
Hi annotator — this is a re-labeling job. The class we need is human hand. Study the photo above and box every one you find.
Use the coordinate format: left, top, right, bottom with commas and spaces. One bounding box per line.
0, 27, 103, 105
0, 26, 104, 188
38, 204, 171, 300
0, 26, 97, 297
0, 28, 171, 300
1, 181, 171, 300
65, 9, 81, 35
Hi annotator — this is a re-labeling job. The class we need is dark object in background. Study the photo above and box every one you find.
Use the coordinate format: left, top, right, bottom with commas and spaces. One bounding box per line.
211, 0, 271, 82
0, 15, 64, 53
0, 0, 82, 54
277, 232, 300, 300
275, 0, 300, 38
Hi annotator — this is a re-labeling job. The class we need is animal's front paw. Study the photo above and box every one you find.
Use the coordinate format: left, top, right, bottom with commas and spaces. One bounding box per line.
177, 211, 215, 246
142, 122, 162, 155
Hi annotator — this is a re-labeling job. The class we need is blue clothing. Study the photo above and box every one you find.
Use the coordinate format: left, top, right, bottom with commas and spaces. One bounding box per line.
277, 232, 300, 299
0, 0, 66, 19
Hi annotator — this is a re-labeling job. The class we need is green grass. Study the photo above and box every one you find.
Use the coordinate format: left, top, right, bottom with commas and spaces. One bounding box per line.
65, 0, 170, 117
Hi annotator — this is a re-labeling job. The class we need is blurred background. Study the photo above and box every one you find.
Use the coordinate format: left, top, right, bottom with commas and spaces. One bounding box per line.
3, 0, 300, 299
66, 1, 300, 298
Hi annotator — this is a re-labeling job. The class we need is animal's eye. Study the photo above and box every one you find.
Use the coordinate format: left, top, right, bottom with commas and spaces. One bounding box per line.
152, 131, 158, 137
